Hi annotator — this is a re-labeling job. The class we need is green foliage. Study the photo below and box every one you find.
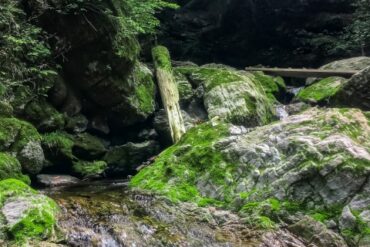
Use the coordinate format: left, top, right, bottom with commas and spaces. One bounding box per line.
42, 132, 75, 159
73, 160, 108, 177
341, 0, 370, 54
0, 1, 56, 104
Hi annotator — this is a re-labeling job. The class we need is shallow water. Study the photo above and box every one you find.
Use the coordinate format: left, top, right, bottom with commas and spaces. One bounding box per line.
42, 181, 258, 247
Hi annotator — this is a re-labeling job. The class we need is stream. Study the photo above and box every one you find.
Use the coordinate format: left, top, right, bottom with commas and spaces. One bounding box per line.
43, 180, 251, 247
42, 181, 307, 247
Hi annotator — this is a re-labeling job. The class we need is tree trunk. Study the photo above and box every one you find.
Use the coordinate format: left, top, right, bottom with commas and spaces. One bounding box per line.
152, 46, 186, 143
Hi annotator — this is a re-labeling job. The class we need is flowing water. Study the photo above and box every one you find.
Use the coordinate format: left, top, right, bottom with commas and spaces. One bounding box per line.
42, 181, 307, 247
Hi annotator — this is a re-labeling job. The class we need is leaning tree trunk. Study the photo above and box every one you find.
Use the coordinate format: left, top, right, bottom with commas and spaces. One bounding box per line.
152, 46, 186, 143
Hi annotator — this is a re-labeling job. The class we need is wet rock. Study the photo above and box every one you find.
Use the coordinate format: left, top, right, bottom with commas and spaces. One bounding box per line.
37, 174, 81, 188
46, 183, 309, 247
104, 141, 160, 175
284, 102, 310, 116
288, 216, 347, 247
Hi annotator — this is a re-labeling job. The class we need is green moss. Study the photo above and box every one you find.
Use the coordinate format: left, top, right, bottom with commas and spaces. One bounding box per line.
9, 196, 58, 243
42, 131, 75, 159
175, 66, 274, 126
130, 121, 231, 203
175, 66, 244, 91
0, 179, 35, 206
296, 77, 346, 103
73, 160, 108, 177
0, 153, 30, 184
74, 133, 106, 159
24, 99, 65, 131
252, 71, 286, 101
152, 46, 173, 71
0, 180, 58, 243
0, 117, 41, 152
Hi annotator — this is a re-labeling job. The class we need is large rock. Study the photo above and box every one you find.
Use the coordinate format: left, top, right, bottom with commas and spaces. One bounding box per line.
0, 117, 45, 174
160, 0, 354, 67
331, 66, 370, 110
297, 58, 370, 108
27, 1, 156, 128
320, 57, 370, 71
131, 108, 370, 245
0, 179, 59, 243
175, 64, 274, 126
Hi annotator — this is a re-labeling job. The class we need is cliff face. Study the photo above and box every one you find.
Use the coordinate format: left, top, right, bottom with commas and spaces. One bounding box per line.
160, 0, 354, 67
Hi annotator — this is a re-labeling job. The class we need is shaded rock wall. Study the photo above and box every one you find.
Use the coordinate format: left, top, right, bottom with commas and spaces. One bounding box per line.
160, 0, 355, 67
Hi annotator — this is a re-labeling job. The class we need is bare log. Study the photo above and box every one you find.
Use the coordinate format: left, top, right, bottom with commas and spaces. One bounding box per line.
245, 67, 359, 78
152, 46, 186, 143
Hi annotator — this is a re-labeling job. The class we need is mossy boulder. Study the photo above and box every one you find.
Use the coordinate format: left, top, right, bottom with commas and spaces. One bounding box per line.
0, 153, 30, 184
42, 131, 76, 169
251, 71, 286, 103
0, 179, 59, 244
330, 66, 370, 110
0, 117, 44, 174
73, 133, 106, 160
24, 99, 65, 131
126, 63, 157, 118
296, 77, 347, 104
175, 64, 274, 126
131, 108, 370, 245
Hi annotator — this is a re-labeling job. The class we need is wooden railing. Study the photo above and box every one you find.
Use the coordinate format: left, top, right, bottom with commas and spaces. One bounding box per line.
245, 67, 359, 78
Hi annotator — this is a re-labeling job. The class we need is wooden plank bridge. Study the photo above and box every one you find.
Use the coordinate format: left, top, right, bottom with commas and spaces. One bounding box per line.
245, 67, 359, 78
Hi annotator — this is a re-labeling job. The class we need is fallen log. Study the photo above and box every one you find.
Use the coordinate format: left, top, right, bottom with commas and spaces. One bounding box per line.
245, 67, 359, 78
152, 46, 186, 143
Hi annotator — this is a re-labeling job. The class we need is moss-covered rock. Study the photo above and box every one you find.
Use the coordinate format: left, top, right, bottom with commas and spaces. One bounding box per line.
175, 64, 274, 126
73, 133, 106, 160
72, 160, 107, 178
42, 131, 75, 168
0, 153, 30, 184
127, 63, 156, 116
296, 77, 347, 104
251, 71, 286, 103
131, 108, 370, 245
0, 179, 59, 244
24, 99, 65, 131
0, 117, 44, 174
